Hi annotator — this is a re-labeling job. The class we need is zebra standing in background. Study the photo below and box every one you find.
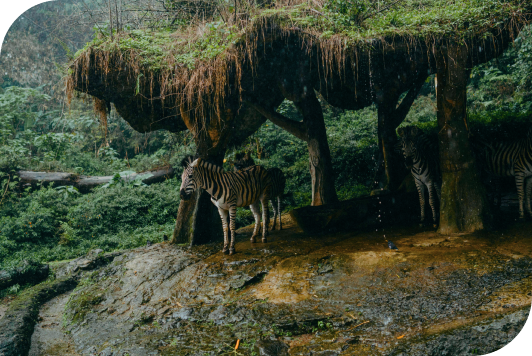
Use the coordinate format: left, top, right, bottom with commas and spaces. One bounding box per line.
397, 126, 441, 228
234, 152, 286, 230
180, 156, 272, 255
472, 126, 532, 220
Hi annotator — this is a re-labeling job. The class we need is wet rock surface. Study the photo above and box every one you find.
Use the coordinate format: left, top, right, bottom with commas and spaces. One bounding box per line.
5, 215, 532, 355
28, 291, 79, 356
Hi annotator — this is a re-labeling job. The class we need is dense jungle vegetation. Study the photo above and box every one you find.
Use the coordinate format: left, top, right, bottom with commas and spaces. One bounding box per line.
1, 0, 531, 294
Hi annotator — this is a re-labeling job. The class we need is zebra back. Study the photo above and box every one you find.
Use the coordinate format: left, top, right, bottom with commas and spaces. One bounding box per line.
233, 155, 285, 199
266, 167, 286, 199
194, 158, 272, 207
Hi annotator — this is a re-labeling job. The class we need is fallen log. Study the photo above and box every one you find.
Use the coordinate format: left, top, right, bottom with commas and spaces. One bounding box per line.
17, 167, 175, 193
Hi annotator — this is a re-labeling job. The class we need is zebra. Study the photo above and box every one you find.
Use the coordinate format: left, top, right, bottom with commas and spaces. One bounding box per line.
397, 126, 441, 227
472, 127, 532, 220
180, 156, 272, 255
234, 152, 286, 230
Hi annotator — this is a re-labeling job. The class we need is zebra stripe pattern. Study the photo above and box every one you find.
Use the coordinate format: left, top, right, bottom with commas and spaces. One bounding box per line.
234, 153, 286, 231
180, 156, 272, 255
473, 127, 532, 219
398, 126, 441, 227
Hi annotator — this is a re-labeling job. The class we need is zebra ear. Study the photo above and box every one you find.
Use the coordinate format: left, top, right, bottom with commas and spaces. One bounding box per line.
180, 155, 194, 168
397, 127, 406, 137
190, 158, 200, 167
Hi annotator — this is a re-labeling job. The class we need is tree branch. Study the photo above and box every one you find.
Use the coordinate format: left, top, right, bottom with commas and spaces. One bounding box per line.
391, 70, 428, 128
244, 100, 308, 142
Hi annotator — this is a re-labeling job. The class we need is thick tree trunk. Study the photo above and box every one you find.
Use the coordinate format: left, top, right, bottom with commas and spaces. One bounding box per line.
435, 43, 491, 234
172, 106, 231, 246
172, 151, 225, 246
246, 91, 338, 206
294, 90, 339, 206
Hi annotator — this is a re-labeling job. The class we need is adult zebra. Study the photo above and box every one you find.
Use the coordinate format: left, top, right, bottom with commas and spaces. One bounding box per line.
180, 156, 272, 255
234, 152, 286, 230
397, 126, 441, 228
472, 127, 532, 220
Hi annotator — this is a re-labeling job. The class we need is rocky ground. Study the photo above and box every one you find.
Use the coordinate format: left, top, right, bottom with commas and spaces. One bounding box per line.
1, 212, 531, 355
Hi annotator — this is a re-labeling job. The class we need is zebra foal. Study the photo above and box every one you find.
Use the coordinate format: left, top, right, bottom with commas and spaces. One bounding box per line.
397, 126, 441, 228
234, 152, 286, 230
180, 156, 272, 255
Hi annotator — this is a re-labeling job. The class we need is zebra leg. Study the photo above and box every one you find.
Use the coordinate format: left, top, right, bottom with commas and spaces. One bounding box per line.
229, 206, 237, 255
427, 182, 438, 228
515, 173, 526, 220
271, 200, 278, 231
525, 176, 532, 218
249, 201, 261, 243
216, 207, 230, 254
415, 179, 426, 226
278, 196, 282, 231
260, 197, 270, 243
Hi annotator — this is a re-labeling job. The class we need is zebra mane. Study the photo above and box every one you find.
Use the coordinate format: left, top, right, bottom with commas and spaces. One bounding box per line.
180, 155, 195, 168
194, 158, 224, 173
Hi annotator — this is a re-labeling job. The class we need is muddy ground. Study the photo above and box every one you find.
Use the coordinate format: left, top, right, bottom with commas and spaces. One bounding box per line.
2, 210, 529, 356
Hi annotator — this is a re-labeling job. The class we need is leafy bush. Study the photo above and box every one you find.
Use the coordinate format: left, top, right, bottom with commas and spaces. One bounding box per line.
0, 180, 180, 270
67, 180, 179, 239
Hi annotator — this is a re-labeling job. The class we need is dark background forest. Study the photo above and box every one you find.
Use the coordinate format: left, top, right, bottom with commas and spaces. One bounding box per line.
1, 0, 531, 294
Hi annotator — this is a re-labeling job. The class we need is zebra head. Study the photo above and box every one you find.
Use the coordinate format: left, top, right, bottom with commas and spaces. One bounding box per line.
180, 155, 200, 201
397, 126, 420, 168
233, 152, 255, 172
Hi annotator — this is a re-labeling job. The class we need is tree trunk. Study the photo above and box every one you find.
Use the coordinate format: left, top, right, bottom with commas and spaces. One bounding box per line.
171, 106, 232, 246
375, 70, 428, 192
294, 90, 339, 206
435, 42, 491, 234
377, 102, 404, 191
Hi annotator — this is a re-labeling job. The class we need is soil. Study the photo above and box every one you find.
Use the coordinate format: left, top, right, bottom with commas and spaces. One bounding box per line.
2, 208, 531, 355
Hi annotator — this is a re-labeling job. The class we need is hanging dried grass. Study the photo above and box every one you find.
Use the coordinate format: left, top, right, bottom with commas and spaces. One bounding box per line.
93, 97, 109, 140
65, 0, 531, 138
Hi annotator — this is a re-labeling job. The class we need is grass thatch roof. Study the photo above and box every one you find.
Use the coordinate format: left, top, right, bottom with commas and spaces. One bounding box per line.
67, 0, 531, 135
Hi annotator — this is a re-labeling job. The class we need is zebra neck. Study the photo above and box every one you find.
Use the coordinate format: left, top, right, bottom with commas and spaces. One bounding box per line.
196, 161, 225, 198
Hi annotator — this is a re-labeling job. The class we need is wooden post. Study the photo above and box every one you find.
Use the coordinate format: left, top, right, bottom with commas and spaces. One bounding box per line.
435, 42, 491, 234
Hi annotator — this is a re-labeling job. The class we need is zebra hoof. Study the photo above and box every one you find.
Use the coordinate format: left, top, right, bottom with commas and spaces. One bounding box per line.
262, 238, 267, 243
250, 236, 257, 243
222, 248, 229, 254
229, 248, 236, 255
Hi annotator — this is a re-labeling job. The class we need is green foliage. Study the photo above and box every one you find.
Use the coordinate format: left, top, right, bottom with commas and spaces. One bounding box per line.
0, 87, 51, 170
323, 0, 369, 27
0, 180, 179, 271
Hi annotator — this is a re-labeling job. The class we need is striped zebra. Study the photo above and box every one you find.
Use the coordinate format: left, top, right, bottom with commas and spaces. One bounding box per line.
472, 127, 532, 219
234, 153, 286, 230
397, 126, 441, 227
180, 156, 272, 255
